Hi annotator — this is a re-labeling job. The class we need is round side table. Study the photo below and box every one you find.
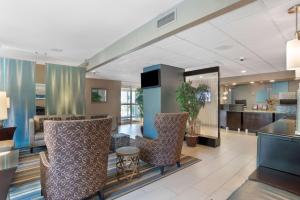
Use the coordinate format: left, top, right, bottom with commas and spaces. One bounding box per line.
116, 146, 140, 181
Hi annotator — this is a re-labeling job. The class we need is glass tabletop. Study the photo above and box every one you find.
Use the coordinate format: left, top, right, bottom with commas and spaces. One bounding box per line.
116, 146, 139, 156
0, 150, 19, 171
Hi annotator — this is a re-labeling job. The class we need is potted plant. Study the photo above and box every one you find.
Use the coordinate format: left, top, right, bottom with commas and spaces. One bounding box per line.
176, 81, 209, 147
135, 88, 144, 134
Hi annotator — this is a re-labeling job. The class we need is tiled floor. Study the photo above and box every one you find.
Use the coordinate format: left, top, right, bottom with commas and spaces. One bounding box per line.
118, 124, 257, 200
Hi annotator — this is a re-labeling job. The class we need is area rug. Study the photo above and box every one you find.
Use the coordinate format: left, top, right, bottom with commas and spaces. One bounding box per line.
9, 149, 200, 200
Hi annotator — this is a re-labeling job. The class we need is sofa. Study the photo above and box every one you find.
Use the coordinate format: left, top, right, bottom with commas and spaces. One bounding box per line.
136, 112, 188, 174
29, 114, 118, 150
40, 117, 112, 200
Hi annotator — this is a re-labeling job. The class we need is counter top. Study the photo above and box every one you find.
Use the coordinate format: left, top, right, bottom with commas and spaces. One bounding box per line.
257, 118, 299, 138
243, 110, 280, 113
222, 110, 284, 114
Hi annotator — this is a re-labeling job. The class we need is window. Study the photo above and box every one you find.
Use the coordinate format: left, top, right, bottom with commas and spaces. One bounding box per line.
121, 87, 141, 124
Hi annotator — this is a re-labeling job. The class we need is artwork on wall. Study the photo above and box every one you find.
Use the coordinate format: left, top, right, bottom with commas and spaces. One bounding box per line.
36, 83, 46, 99
91, 88, 107, 103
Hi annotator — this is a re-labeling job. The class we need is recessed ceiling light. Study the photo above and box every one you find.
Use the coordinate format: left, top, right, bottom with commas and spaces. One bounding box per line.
270, 80, 275, 83
250, 81, 255, 84
50, 48, 63, 52
215, 44, 233, 50
199, 76, 203, 78
241, 70, 247, 73
232, 83, 237, 86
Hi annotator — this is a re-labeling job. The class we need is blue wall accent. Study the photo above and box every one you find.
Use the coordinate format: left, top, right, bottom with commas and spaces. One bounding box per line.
143, 64, 161, 72
143, 87, 161, 138
0, 58, 35, 148
272, 82, 288, 96
256, 88, 268, 103
142, 64, 184, 139
143, 64, 161, 138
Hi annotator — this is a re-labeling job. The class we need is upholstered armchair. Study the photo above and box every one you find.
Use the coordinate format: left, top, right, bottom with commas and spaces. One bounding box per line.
40, 118, 112, 200
136, 112, 188, 174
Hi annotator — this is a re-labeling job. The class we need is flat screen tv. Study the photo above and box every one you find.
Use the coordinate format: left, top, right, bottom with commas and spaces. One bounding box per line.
141, 69, 160, 88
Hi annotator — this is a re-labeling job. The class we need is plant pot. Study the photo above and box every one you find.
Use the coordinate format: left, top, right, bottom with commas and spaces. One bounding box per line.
185, 134, 198, 147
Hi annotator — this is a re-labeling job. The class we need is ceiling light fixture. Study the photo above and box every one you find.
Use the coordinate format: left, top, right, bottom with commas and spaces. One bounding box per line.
232, 83, 237, 86
241, 70, 247, 73
250, 81, 255, 84
270, 80, 275, 83
287, 5, 300, 77
50, 48, 63, 52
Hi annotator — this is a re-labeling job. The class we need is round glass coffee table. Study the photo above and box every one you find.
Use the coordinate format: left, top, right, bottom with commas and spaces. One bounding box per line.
116, 146, 140, 181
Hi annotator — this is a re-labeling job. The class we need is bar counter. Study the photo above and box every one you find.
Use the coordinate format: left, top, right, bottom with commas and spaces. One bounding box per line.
220, 109, 294, 133
257, 118, 300, 176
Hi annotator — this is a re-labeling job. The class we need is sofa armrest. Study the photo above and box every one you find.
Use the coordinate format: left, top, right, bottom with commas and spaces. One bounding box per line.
29, 118, 35, 146
40, 151, 50, 197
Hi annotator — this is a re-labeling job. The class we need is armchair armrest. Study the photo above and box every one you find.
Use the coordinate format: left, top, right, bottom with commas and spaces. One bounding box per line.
40, 151, 50, 197
135, 136, 161, 165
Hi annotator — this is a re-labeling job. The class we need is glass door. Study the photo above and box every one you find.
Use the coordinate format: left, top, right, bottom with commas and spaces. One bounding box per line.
121, 87, 141, 124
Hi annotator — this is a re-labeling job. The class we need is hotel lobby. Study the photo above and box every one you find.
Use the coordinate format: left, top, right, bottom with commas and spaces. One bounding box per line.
1, 0, 300, 200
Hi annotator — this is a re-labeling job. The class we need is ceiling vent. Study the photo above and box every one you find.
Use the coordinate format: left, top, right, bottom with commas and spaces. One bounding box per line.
157, 9, 176, 28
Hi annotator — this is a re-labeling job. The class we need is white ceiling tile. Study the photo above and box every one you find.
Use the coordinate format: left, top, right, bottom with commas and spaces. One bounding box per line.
210, 1, 263, 27
176, 23, 230, 47
93, 0, 292, 84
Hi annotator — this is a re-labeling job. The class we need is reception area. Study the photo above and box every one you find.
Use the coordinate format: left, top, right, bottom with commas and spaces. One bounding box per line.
1, 0, 300, 200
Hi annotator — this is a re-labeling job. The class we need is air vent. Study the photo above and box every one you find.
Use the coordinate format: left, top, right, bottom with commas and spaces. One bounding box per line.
157, 9, 176, 28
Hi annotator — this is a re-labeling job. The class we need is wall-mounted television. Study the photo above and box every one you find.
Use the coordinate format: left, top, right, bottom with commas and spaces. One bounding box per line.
141, 69, 161, 88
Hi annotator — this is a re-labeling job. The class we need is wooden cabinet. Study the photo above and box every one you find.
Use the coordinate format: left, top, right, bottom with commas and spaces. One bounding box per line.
243, 112, 274, 133
226, 111, 242, 131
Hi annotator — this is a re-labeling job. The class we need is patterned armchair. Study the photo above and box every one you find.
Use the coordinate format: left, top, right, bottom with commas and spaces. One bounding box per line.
136, 112, 188, 174
40, 118, 112, 200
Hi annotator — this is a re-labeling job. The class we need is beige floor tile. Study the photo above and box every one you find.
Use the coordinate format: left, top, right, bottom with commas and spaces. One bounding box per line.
117, 125, 258, 200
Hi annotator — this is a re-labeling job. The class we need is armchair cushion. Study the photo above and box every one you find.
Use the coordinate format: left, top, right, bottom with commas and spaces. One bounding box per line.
34, 132, 44, 141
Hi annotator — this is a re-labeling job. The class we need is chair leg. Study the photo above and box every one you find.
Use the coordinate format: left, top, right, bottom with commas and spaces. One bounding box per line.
176, 161, 181, 168
30, 147, 33, 153
98, 190, 105, 200
160, 166, 165, 175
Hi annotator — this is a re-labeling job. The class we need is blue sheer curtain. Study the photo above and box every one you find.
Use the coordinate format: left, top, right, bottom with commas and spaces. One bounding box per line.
46, 64, 85, 115
0, 58, 36, 148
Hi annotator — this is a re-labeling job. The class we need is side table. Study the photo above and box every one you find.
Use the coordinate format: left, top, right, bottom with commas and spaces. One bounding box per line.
116, 146, 140, 181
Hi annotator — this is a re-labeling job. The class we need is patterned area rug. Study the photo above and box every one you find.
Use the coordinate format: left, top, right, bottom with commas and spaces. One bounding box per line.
9, 148, 200, 200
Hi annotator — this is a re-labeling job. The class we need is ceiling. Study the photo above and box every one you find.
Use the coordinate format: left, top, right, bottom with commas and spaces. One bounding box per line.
89, 0, 300, 84
0, 0, 182, 65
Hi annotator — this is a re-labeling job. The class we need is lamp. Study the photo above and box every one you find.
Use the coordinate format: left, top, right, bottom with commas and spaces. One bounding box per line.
288, 5, 300, 135
286, 5, 300, 77
0, 91, 8, 128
